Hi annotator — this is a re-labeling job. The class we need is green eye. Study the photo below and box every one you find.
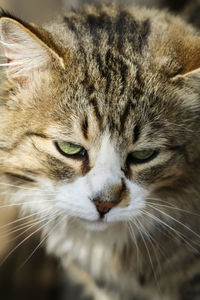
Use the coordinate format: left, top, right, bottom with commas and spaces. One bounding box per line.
128, 150, 158, 163
55, 141, 85, 156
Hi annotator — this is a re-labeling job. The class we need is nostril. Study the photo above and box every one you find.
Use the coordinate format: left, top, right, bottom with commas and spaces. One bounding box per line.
93, 199, 119, 218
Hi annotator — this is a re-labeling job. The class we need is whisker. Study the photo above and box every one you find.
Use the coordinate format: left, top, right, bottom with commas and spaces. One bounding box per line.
0, 208, 57, 230
1, 211, 58, 243
0, 191, 56, 196
134, 218, 160, 289
0, 200, 56, 209
140, 211, 168, 271
147, 204, 200, 240
0, 212, 56, 239
0, 182, 56, 193
143, 210, 199, 254
18, 213, 66, 271
127, 221, 140, 271
0, 217, 42, 237
136, 217, 162, 274
146, 198, 200, 217
0, 212, 59, 266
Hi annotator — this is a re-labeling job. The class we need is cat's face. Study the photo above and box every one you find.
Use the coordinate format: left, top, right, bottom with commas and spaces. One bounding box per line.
0, 6, 200, 232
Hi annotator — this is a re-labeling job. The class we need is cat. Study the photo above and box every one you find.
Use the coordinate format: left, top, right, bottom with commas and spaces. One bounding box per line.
0, 2, 200, 300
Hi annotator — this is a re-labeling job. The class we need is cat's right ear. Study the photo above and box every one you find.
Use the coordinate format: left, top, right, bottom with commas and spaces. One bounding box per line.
0, 11, 65, 82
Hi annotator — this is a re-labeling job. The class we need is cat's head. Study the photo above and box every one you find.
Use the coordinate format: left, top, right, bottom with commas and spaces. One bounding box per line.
0, 6, 200, 232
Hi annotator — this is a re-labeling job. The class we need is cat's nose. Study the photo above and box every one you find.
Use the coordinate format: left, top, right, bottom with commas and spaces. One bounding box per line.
92, 180, 127, 218
93, 199, 120, 218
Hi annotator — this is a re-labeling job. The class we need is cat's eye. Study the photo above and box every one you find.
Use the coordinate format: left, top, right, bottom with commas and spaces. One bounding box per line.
127, 150, 158, 164
55, 141, 86, 157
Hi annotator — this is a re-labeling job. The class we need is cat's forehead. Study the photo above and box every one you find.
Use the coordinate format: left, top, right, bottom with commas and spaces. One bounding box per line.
48, 7, 178, 118
46, 82, 177, 149
54, 63, 172, 130
33, 5, 198, 145
46, 58, 181, 144
50, 4, 179, 80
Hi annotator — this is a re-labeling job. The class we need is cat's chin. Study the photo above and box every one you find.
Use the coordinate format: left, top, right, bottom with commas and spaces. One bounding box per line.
79, 219, 110, 232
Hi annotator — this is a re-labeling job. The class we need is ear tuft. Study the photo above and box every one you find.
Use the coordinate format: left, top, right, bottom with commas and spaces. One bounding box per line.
0, 13, 64, 81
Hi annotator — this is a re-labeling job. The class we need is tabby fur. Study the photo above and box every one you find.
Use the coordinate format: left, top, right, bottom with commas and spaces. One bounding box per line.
0, 3, 200, 300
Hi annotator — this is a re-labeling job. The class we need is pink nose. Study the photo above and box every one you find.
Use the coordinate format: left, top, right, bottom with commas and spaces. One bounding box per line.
93, 199, 119, 217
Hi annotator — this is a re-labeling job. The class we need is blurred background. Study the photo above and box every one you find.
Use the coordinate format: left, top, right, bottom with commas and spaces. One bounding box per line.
0, 0, 63, 23
0, 0, 197, 24
0, 0, 198, 300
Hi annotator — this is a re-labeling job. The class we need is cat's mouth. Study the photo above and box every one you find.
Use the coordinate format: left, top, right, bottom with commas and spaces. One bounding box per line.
79, 218, 110, 231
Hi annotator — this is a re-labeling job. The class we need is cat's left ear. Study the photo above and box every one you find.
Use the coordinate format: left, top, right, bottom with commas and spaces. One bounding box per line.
168, 25, 200, 78
0, 12, 65, 82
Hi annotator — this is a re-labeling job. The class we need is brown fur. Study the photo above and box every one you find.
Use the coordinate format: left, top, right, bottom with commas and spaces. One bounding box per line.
0, 4, 200, 300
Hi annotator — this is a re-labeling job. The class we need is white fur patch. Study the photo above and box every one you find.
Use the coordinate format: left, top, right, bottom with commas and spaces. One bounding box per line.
105, 179, 147, 223
54, 133, 148, 230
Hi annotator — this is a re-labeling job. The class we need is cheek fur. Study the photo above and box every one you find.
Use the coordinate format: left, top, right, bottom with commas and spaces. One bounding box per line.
55, 177, 99, 221
105, 180, 148, 223
53, 176, 148, 224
